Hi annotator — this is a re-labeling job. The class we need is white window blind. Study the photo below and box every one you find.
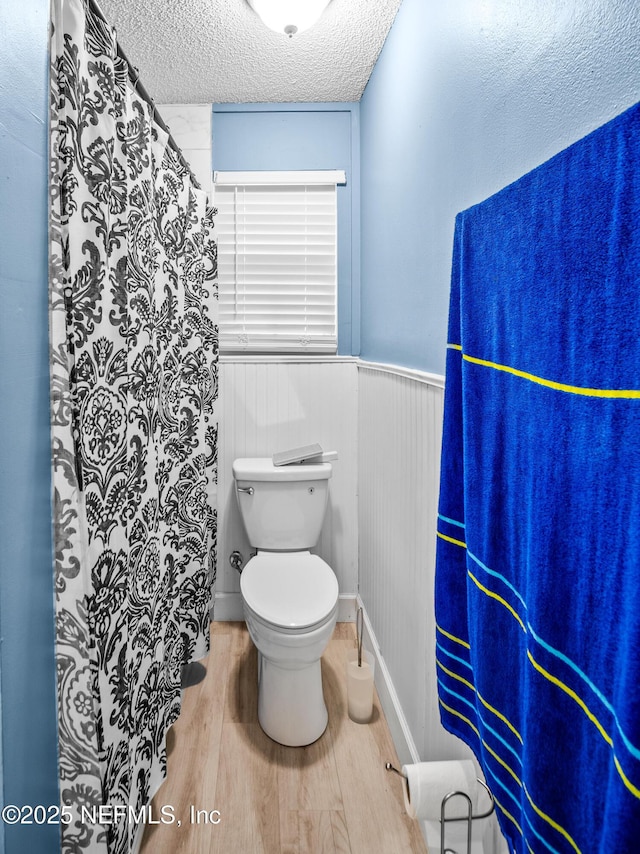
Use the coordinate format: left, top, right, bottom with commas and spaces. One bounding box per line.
214, 171, 344, 354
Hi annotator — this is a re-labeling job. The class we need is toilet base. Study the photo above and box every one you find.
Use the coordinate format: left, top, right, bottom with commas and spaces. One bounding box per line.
257, 652, 328, 746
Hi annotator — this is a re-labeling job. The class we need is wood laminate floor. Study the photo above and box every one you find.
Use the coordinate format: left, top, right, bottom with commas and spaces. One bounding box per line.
140, 621, 427, 854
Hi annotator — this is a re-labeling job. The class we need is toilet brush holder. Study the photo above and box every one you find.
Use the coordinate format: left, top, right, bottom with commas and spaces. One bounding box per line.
346, 648, 375, 722
346, 607, 375, 723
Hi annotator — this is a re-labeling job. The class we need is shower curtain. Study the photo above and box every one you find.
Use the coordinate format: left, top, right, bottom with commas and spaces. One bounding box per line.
49, 1, 218, 852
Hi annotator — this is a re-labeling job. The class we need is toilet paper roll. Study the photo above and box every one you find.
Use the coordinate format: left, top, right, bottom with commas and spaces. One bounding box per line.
401, 760, 478, 821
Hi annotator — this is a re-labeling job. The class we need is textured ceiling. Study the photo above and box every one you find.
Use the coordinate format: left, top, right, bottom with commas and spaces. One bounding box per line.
98, 0, 403, 104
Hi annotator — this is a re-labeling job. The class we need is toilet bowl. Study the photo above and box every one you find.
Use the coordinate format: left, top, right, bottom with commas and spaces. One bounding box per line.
241, 551, 338, 745
233, 457, 339, 746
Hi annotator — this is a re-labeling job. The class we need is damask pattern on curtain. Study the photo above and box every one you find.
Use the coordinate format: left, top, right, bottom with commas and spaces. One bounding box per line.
49, 1, 218, 852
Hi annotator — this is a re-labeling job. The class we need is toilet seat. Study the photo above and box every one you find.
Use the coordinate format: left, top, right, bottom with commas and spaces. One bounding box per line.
240, 551, 338, 631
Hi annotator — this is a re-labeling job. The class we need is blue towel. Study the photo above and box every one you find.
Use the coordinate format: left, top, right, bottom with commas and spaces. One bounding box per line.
436, 102, 640, 853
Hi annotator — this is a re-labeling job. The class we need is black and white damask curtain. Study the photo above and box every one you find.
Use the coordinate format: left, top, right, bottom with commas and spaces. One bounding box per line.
49, 1, 218, 851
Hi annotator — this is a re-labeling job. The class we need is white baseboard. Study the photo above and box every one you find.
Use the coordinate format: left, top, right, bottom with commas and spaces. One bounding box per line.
211, 591, 244, 621
356, 598, 430, 851
336, 594, 358, 622
357, 597, 421, 768
212, 592, 358, 624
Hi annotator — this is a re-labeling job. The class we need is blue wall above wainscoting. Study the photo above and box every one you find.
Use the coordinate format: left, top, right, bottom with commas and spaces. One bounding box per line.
212, 103, 360, 356
360, 0, 640, 376
0, 0, 60, 852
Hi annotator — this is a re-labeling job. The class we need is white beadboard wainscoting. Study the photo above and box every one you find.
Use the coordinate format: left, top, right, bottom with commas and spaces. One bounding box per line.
216, 357, 359, 621
357, 362, 455, 761
357, 363, 507, 854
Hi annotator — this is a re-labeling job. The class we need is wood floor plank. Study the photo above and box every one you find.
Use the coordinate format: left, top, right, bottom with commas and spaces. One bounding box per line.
210, 722, 280, 854
140, 630, 230, 854
225, 621, 258, 723
182, 632, 231, 854
299, 811, 336, 854
332, 622, 357, 641
211, 619, 233, 636
279, 810, 299, 854
276, 730, 343, 812
322, 638, 427, 854
329, 810, 351, 854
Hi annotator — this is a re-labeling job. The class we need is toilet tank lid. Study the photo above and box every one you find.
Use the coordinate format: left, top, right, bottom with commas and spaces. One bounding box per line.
233, 457, 332, 482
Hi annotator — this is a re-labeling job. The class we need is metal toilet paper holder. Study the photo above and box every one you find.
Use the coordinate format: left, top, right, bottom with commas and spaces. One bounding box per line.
385, 763, 495, 854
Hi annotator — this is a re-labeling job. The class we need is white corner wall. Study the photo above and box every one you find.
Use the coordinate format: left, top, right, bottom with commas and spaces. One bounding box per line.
357, 363, 470, 762
157, 103, 213, 198
357, 363, 508, 854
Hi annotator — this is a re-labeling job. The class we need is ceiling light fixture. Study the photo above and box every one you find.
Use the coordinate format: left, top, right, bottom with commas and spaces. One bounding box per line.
247, 0, 332, 38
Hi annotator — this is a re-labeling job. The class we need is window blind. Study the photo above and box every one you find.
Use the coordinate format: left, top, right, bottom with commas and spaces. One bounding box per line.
214, 172, 342, 354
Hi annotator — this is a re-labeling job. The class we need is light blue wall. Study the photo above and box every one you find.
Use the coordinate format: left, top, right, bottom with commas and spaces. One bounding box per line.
0, 0, 59, 852
360, 0, 640, 375
212, 103, 360, 355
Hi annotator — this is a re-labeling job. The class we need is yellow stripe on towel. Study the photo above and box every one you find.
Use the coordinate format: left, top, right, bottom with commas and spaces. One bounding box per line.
482, 739, 522, 787
614, 758, 640, 800
436, 657, 475, 692
477, 690, 524, 744
527, 650, 640, 801
463, 353, 640, 398
492, 795, 523, 839
436, 623, 471, 650
437, 531, 467, 549
438, 699, 523, 838
437, 644, 526, 749
524, 784, 583, 854
438, 697, 480, 738
527, 650, 612, 746
468, 570, 526, 632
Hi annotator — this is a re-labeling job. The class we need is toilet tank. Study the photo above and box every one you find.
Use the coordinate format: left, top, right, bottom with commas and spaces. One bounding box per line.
233, 458, 332, 551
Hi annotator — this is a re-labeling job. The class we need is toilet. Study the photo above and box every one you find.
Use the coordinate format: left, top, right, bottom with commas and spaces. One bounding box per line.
233, 457, 339, 746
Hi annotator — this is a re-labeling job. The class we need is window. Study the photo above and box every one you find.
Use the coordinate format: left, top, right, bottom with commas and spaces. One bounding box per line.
213, 170, 345, 354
